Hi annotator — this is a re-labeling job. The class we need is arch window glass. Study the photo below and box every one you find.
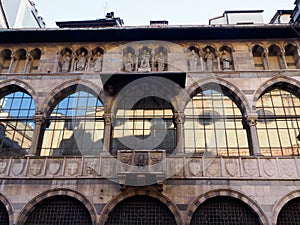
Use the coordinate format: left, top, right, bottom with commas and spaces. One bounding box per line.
41, 91, 104, 156
256, 88, 300, 156
184, 89, 249, 156
190, 197, 261, 225
24, 196, 92, 225
111, 96, 176, 155
0, 91, 35, 156
105, 195, 176, 225
277, 197, 300, 225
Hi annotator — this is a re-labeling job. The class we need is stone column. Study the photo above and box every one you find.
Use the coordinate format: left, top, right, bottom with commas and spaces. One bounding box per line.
151, 50, 155, 71
263, 49, 270, 70
103, 112, 112, 155
174, 112, 185, 155
86, 52, 92, 72
280, 48, 288, 69
8, 53, 15, 73
135, 50, 139, 71
23, 53, 32, 73
199, 50, 204, 71
246, 114, 261, 156
216, 50, 221, 71
296, 44, 300, 68
29, 113, 46, 156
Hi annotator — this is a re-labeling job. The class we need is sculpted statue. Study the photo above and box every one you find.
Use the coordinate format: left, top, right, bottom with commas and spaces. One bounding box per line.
204, 48, 214, 71
138, 50, 151, 72
156, 51, 166, 71
189, 49, 198, 71
61, 52, 71, 72
220, 50, 231, 70
92, 52, 102, 72
76, 52, 87, 71
124, 52, 134, 72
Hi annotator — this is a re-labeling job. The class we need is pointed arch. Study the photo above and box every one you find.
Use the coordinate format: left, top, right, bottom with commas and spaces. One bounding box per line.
252, 76, 300, 110
0, 79, 38, 111
40, 78, 104, 118
186, 77, 251, 115
0, 193, 14, 225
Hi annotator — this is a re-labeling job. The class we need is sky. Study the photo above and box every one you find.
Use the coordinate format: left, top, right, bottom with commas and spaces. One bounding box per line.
34, 0, 295, 27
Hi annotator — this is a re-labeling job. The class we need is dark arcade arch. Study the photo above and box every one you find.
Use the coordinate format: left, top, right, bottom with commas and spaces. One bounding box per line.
277, 197, 300, 225
190, 196, 262, 225
105, 195, 177, 225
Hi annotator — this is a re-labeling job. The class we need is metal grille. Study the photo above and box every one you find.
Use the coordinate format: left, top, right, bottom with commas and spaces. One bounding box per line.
0, 202, 9, 225
256, 88, 300, 156
41, 91, 104, 156
25, 196, 92, 225
184, 89, 249, 156
277, 197, 300, 225
106, 196, 176, 225
190, 197, 261, 225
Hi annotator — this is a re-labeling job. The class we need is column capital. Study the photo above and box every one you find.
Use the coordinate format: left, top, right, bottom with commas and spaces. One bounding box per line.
246, 114, 258, 127
174, 112, 185, 124
33, 112, 46, 124
103, 112, 112, 126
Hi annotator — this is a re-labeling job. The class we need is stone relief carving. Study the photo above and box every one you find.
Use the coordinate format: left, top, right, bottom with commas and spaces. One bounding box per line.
92, 51, 103, 72
263, 159, 276, 177
48, 160, 61, 175
204, 48, 214, 71
61, 51, 72, 72
243, 159, 258, 177
67, 161, 79, 176
225, 158, 238, 176
155, 51, 167, 71
280, 159, 295, 177
138, 49, 151, 72
12, 159, 26, 176
220, 50, 232, 70
188, 49, 199, 71
75, 51, 87, 71
30, 159, 43, 176
189, 159, 202, 176
205, 159, 220, 176
124, 52, 134, 72
0, 160, 7, 174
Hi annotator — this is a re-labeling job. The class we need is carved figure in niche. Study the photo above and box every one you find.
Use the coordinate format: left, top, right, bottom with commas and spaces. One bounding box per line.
204, 48, 214, 71
156, 51, 166, 71
76, 52, 87, 71
189, 49, 198, 71
220, 50, 231, 70
61, 52, 71, 72
124, 52, 134, 72
92, 52, 102, 72
138, 49, 151, 72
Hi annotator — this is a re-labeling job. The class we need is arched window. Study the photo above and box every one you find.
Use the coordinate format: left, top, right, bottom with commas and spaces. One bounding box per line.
277, 197, 300, 225
268, 45, 284, 70
13, 49, 27, 73
41, 91, 104, 156
190, 197, 262, 225
285, 44, 299, 69
24, 196, 92, 225
184, 88, 249, 156
28, 48, 41, 73
0, 90, 35, 156
256, 86, 300, 156
111, 96, 176, 155
105, 196, 176, 225
0, 49, 11, 73
252, 45, 267, 70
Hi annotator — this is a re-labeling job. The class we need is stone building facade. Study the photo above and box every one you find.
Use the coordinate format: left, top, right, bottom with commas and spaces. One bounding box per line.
0, 24, 298, 224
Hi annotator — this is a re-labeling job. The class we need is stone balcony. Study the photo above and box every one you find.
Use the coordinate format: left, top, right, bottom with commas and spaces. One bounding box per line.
0, 155, 298, 182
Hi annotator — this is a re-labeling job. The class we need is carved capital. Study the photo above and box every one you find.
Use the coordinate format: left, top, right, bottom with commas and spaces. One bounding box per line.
103, 113, 112, 126
246, 115, 258, 127
174, 112, 185, 124
33, 112, 46, 125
